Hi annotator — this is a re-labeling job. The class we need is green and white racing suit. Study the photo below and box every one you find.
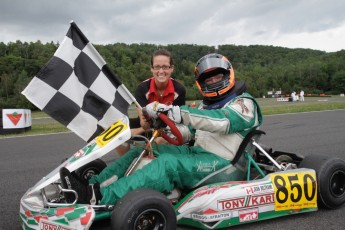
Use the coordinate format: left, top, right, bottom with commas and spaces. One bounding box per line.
89, 92, 263, 205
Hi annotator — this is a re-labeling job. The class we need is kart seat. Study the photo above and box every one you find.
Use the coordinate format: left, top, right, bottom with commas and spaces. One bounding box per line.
188, 129, 265, 188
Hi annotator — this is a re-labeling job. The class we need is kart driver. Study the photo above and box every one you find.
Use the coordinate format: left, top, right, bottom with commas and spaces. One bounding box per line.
59, 53, 263, 205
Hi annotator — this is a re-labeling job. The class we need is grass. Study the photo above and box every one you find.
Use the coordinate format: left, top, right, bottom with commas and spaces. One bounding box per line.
27, 122, 69, 135
257, 97, 345, 115
31, 111, 50, 119
0, 121, 68, 138
1, 96, 345, 139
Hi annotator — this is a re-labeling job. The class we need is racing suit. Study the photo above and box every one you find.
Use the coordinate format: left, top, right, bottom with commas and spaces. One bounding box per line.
89, 91, 262, 205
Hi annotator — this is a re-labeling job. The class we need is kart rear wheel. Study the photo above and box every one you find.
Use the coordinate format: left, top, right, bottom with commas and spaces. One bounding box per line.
75, 159, 107, 183
299, 154, 345, 209
111, 188, 176, 230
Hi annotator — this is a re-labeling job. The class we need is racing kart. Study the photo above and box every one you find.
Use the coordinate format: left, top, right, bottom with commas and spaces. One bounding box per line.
20, 113, 345, 230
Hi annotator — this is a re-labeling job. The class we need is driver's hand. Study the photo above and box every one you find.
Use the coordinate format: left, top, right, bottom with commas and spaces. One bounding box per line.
154, 137, 169, 145
145, 102, 181, 123
140, 116, 151, 130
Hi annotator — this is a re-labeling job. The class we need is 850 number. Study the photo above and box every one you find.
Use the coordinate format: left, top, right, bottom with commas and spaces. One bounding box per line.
271, 171, 317, 210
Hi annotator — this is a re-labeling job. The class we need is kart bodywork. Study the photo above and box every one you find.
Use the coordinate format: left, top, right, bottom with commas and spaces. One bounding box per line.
175, 168, 317, 229
20, 117, 345, 230
20, 119, 131, 230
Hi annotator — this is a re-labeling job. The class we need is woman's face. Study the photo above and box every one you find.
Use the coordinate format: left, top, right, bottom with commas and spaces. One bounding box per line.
151, 55, 174, 85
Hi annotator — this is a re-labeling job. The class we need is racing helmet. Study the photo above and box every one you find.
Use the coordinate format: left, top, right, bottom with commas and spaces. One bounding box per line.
194, 53, 235, 101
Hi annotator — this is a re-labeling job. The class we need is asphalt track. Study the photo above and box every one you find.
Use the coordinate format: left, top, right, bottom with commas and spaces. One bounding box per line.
1, 110, 345, 230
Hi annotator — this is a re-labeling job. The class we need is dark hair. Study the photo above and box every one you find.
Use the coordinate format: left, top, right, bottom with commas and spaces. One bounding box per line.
151, 49, 174, 66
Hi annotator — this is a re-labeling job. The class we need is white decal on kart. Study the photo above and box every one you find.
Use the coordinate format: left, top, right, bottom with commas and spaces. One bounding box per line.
196, 160, 219, 172
191, 211, 231, 222
239, 208, 259, 222
245, 183, 274, 195
218, 193, 274, 210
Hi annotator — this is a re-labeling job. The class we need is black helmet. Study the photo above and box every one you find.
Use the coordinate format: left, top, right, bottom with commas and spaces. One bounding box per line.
194, 53, 235, 101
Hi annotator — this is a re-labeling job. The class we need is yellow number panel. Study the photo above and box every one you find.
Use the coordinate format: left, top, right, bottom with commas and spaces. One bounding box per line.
96, 121, 128, 147
271, 171, 317, 211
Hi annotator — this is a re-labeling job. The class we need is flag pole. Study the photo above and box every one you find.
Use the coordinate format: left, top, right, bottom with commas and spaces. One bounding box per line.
121, 84, 143, 110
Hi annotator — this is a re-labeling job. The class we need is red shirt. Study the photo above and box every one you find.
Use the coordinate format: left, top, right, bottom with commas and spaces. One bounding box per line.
147, 77, 175, 105
135, 77, 186, 107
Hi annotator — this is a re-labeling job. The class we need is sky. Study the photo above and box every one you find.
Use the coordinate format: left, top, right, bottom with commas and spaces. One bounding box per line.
1, 0, 345, 52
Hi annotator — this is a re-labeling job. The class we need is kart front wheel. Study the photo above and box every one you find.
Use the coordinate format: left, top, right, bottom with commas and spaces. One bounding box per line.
299, 154, 345, 209
111, 188, 176, 230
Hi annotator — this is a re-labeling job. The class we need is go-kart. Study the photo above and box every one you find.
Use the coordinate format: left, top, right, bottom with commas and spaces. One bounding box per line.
19, 113, 345, 230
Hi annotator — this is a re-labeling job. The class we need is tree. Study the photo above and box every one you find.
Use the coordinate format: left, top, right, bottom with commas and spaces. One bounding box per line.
331, 71, 345, 94
0, 41, 344, 109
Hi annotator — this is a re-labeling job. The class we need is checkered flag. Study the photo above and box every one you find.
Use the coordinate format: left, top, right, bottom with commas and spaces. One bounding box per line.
22, 21, 137, 142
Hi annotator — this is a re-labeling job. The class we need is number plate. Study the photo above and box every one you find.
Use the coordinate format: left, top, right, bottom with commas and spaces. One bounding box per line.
271, 171, 317, 211
96, 121, 128, 147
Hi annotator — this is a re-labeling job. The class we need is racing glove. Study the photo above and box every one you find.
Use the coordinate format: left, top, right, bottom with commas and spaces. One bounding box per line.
145, 101, 182, 123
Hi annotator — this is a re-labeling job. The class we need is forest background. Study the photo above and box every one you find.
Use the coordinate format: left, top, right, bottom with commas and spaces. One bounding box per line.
1, 41, 345, 110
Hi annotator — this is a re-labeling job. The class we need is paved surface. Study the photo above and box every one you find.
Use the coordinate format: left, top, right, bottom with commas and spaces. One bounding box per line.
1, 110, 345, 230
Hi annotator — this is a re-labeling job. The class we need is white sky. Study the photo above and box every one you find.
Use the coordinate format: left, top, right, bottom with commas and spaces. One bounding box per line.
1, 0, 344, 52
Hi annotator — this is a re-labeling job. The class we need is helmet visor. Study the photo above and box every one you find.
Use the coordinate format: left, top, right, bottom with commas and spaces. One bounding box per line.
195, 54, 231, 80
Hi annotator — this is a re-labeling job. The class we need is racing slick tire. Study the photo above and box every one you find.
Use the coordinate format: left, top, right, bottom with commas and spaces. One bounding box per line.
299, 154, 345, 209
75, 159, 107, 183
111, 188, 176, 230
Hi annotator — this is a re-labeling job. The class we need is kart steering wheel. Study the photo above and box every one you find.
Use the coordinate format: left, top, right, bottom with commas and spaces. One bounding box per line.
158, 113, 184, 146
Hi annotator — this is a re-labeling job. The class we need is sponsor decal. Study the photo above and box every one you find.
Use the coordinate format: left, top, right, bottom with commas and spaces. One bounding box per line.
40, 220, 75, 230
218, 197, 246, 210
192, 184, 228, 199
83, 143, 97, 155
196, 160, 219, 172
6, 112, 22, 126
178, 182, 246, 211
191, 182, 246, 200
239, 208, 259, 222
73, 149, 84, 159
3, 109, 31, 128
248, 194, 274, 206
65, 176, 72, 189
60, 227, 74, 230
245, 183, 274, 195
40, 221, 58, 230
218, 193, 274, 210
192, 209, 231, 222
235, 99, 249, 114
69, 144, 97, 164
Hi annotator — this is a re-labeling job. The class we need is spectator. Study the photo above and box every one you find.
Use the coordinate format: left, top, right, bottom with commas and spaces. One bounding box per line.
300, 89, 305, 102
117, 49, 186, 155
291, 91, 297, 102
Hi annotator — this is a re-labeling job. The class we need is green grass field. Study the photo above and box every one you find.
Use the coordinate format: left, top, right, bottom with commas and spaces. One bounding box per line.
257, 96, 345, 115
1, 96, 345, 139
